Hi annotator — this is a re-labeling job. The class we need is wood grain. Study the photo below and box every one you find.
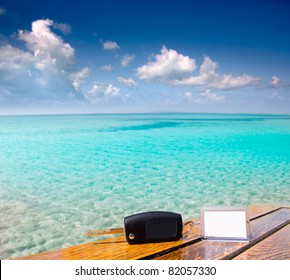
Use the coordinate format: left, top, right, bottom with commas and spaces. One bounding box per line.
17, 219, 202, 260
155, 208, 290, 260
16, 205, 287, 260
247, 204, 281, 219
234, 224, 290, 260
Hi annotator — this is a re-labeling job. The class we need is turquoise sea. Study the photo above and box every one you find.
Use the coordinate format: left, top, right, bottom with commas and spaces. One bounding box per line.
1, 114, 290, 259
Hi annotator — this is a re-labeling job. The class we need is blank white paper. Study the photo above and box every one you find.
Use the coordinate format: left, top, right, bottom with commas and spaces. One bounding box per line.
203, 210, 248, 239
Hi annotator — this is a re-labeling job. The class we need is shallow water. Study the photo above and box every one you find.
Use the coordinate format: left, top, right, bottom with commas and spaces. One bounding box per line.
0, 113, 290, 259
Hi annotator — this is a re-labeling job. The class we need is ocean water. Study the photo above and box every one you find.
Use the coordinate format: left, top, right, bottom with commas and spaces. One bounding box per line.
0, 113, 290, 259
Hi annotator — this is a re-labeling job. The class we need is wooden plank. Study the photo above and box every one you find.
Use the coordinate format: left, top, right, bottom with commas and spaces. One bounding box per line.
247, 204, 281, 219
17, 219, 201, 260
16, 205, 286, 260
155, 208, 290, 260
234, 224, 290, 260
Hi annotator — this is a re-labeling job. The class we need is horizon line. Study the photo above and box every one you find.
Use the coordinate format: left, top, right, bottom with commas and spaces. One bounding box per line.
1, 111, 290, 117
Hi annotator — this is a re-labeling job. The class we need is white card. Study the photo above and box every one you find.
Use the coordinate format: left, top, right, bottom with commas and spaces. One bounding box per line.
201, 206, 250, 241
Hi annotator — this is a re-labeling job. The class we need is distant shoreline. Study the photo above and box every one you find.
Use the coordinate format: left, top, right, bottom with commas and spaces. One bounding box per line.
1, 112, 290, 117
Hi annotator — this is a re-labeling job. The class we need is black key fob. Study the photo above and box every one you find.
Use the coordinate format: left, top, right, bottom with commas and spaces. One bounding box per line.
124, 211, 182, 244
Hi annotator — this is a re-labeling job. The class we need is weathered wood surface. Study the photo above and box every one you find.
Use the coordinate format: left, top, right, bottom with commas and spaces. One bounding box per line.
17, 204, 289, 260
17, 218, 201, 260
234, 224, 290, 260
156, 207, 290, 260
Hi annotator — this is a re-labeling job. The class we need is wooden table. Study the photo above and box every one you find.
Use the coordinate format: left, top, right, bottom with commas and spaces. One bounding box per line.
17, 205, 290, 260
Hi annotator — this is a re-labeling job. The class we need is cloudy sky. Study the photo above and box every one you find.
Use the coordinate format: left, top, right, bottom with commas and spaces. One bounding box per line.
0, 0, 289, 115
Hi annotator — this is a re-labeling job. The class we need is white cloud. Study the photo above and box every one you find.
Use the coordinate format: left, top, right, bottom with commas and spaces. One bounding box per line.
103, 40, 120, 51
121, 54, 135, 67
69, 67, 90, 90
0, 44, 34, 72
271, 75, 281, 87
0, 44, 38, 101
0, 7, 6, 16
270, 75, 290, 88
101, 64, 113, 71
212, 74, 260, 90
137, 51, 259, 90
117, 77, 137, 88
173, 56, 218, 86
53, 22, 72, 35
173, 56, 260, 89
199, 89, 224, 101
85, 82, 120, 102
184, 89, 224, 104
0, 19, 129, 109
136, 46, 196, 81
18, 19, 75, 72
0, 19, 85, 103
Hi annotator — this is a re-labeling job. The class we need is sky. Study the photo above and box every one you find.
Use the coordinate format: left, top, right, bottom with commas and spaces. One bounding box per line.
0, 0, 290, 115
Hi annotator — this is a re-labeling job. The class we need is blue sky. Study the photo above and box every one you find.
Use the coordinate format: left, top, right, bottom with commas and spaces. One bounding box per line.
0, 0, 289, 114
